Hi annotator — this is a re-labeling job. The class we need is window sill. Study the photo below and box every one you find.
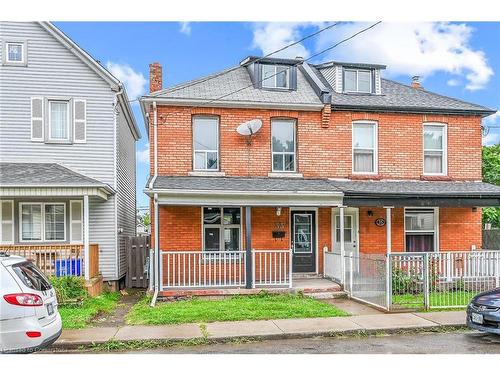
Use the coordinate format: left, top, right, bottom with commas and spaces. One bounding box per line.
268, 172, 303, 178
189, 171, 226, 177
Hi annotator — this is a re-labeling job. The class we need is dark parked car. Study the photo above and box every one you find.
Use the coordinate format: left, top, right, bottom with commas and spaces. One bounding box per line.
467, 288, 500, 335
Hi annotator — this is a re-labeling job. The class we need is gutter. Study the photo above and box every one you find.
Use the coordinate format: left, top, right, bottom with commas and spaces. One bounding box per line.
150, 102, 159, 306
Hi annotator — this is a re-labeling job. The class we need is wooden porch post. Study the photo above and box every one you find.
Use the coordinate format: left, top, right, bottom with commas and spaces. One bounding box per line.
339, 205, 345, 285
245, 206, 252, 289
83, 195, 90, 281
384, 206, 393, 254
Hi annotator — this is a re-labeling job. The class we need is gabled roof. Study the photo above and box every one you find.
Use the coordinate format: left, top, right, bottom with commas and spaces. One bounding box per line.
38, 22, 141, 140
140, 55, 494, 119
0, 163, 114, 194
142, 65, 323, 110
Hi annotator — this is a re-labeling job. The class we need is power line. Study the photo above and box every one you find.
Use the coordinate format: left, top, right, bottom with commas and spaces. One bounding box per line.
155, 21, 382, 118
129, 22, 341, 103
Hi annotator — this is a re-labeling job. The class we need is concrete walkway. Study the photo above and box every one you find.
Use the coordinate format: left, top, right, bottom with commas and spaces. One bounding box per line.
53, 310, 467, 348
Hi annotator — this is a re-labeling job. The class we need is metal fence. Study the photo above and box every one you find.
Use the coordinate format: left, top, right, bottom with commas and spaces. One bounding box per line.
324, 250, 343, 283
390, 251, 500, 310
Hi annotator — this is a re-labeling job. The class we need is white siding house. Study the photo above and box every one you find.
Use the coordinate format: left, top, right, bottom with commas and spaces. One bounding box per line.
0, 21, 140, 283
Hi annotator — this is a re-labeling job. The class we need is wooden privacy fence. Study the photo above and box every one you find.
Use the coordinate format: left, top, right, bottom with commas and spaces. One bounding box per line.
483, 229, 500, 250
125, 236, 150, 288
0, 244, 99, 278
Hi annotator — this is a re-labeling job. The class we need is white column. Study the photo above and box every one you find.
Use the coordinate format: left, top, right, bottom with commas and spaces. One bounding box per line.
384, 206, 393, 254
83, 195, 90, 281
339, 205, 345, 284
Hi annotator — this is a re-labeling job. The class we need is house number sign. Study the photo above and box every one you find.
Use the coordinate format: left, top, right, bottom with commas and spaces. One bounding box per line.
375, 218, 386, 227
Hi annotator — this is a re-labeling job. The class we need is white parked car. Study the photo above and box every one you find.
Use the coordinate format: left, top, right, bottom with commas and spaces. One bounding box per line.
0, 253, 62, 353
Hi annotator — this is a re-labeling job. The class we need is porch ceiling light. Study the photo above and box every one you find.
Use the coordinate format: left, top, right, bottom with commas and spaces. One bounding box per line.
276, 207, 282, 216
367, 210, 374, 217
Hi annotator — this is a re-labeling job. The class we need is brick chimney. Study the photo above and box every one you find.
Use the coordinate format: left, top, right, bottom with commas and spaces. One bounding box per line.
411, 75, 423, 89
149, 62, 163, 93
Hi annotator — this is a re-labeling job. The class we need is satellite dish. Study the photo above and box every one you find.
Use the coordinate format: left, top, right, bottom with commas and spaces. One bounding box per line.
236, 119, 263, 136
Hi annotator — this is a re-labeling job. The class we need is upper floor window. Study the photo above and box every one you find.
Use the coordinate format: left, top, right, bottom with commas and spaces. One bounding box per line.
344, 69, 372, 93
272, 119, 296, 172
193, 116, 219, 171
49, 100, 70, 141
5, 41, 25, 64
423, 123, 447, 175
352, 121, 377, 174
262, 64, 290, 89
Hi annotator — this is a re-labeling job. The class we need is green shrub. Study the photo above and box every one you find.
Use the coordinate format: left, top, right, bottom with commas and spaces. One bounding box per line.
392, 266, 421, 295
49, 276, 88, 306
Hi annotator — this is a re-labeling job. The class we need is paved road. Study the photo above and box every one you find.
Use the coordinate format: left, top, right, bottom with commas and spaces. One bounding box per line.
71, 331, 500, 354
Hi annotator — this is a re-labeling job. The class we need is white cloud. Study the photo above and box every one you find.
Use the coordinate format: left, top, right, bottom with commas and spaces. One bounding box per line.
251, 22, 493, 91
137, 143, 149, 164
483, 132, 500, 146
106, 61, 147, 100
251, 22, 311, 59
179, 22, 191, 35
314, 22, 493, 91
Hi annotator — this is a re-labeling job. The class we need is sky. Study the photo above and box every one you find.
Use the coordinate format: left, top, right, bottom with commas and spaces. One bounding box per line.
54, 21, 500, 208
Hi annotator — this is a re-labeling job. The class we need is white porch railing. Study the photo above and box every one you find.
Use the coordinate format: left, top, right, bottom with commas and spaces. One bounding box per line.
159, 249, 293, 290
252, 249, 292, 288
160, 250, 247, 289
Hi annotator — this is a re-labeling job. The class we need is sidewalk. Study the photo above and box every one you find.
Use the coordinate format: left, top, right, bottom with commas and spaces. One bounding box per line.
52, 310, 467, 348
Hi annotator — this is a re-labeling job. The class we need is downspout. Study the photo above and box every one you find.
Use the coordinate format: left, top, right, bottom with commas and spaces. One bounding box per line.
150, 101, 159, 306
114, 86, 123, 281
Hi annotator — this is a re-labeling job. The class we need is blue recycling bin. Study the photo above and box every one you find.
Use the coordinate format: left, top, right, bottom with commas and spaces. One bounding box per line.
55, 259, 82, 276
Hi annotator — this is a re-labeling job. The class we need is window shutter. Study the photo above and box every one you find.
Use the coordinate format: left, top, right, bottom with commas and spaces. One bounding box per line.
73, 99, 86, 143
290, 66, 297, 90
70, 200, 83, 243
31, 97, 44, 141
1, 200, 14, 244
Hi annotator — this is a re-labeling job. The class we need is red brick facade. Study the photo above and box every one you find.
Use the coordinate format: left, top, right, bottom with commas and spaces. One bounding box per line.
150, 104, 484, 276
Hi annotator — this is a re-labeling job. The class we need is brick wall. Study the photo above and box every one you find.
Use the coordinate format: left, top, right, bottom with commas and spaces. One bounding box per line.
151, 106, 482, 180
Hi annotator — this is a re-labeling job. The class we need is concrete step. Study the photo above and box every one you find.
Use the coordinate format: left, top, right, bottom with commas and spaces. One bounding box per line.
304, 291, 348, 300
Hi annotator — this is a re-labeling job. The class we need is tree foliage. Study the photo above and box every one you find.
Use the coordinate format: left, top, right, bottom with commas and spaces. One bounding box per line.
482, 144, 500, 227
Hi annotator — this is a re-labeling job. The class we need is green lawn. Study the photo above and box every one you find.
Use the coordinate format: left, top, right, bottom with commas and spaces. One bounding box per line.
126, 293, 349, 325
58, 292, 120, 329
392, 291, 475, 309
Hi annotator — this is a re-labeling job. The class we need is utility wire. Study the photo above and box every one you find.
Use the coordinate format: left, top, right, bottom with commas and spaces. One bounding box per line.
129, 22, 341, 103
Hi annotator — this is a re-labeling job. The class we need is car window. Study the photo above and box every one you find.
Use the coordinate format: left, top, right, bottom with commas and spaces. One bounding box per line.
12, 262, 51, 291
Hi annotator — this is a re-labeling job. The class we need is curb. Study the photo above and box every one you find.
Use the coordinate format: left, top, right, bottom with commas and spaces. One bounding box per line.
46, 323, 469, 352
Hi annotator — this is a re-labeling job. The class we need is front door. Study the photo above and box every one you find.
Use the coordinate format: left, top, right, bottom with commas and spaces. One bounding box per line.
291, 211, 316, 272
333, 209, 359, 256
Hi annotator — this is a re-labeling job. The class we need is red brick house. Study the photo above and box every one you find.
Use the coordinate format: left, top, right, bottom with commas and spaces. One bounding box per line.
139, 56, 500, 297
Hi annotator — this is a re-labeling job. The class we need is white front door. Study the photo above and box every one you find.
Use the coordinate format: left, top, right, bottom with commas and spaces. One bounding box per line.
333, 208, 359, 256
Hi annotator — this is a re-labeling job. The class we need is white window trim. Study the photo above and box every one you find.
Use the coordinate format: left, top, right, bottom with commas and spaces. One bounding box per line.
271, 118, 297, 173
344, 68, 372, 93
19, 202, 67, 243
0, 200, 14, 245
5, 41, 25, 64
69, 200, 83, 244
192, 116, 220, 171
73, 99, 87, 144
48, 100, 71, 142
404, 207, 439, 252
423, 122, 448, 176
201, 207, 243, 253
262, 64, 290, 89
30, 97, 44, 141
352, 120, 378, 175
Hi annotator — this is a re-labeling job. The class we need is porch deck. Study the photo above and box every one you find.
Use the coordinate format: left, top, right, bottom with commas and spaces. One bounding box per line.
159, 277, 342, 298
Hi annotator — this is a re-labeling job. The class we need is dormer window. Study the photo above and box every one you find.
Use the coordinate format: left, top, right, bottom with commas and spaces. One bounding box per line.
262, 64, 290, 89
344, 68, 372, 93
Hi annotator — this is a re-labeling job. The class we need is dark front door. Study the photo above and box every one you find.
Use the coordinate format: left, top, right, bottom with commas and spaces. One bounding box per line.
291, 211, 316, 273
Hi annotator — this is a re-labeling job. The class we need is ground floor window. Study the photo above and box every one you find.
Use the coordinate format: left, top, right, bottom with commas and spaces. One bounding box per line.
404, 208, 437, 252
20, 203, 66, 242
203, 207, 241, 252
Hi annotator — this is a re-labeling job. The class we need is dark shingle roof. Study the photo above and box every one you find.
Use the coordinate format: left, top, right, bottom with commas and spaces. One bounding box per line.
151, 176, 339, 192
324, 78, 494, 115
148, 65, 322, 106
0, 163, 112, 190
330, 180, 500, 197
150, 176, 500, 198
